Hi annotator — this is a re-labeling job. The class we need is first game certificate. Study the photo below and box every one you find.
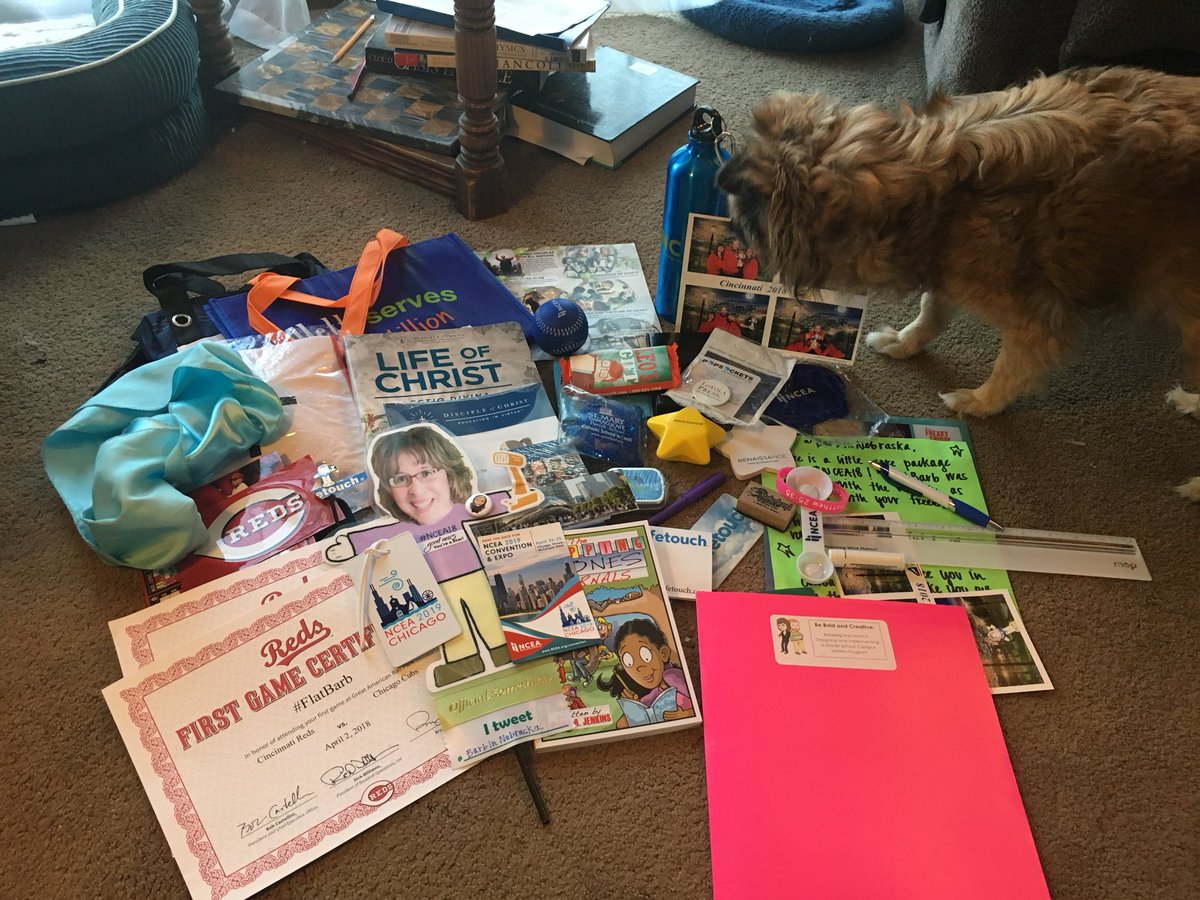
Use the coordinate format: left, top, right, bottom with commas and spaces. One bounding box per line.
103, 577, 458, 900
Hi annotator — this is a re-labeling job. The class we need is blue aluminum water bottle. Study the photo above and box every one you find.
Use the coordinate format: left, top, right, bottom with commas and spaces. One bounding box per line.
655, 106, 731, 323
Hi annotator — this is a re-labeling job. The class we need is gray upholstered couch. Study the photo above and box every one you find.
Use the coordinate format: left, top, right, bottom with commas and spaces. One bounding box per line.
920, 0, 1200, 95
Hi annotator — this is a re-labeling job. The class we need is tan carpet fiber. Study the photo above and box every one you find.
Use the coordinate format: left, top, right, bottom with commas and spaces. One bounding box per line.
1, 7, 1197, 899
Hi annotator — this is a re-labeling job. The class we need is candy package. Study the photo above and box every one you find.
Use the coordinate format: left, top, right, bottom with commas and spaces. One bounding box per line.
559, 344, 680, 395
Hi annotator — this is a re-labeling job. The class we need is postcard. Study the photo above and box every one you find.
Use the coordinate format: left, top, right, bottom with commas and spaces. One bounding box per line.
103, 576, 459, 900
536, 521, 701, 749
673, 213, 867, 365
473, 522, 600, 662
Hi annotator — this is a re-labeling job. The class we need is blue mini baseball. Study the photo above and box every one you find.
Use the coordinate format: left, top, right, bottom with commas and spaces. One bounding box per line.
531, 298, 589, 357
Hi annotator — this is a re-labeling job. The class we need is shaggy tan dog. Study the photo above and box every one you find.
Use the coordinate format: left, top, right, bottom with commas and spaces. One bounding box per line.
718, 67, 1200, 497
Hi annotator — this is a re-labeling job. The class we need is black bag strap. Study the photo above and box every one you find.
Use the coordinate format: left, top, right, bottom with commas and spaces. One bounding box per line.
143, 252, 329, 339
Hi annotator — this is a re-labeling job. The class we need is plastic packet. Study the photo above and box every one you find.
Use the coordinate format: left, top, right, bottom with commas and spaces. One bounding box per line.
232, 333, 372, 511
558, 384, 648, 467
761, 359, 889, 436
667, 328, 795, 425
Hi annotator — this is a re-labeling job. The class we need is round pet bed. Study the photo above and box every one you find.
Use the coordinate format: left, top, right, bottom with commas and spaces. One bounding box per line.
0, 80, 209, 219
683, 0, 905, 53
0, 0, 200, 158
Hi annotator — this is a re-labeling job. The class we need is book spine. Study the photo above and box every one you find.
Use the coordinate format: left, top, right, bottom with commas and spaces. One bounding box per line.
384, 31, 584, 62
364, 49, 549, 90
422, 51, 595, 72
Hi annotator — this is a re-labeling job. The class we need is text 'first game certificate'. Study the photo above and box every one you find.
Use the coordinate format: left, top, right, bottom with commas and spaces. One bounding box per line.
103, 577, 459, 900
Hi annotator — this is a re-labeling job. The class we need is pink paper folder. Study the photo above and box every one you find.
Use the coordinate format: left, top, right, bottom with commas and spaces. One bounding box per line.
696, 591, 1049, 900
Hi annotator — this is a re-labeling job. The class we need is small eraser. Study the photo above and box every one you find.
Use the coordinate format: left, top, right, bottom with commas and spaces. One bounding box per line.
735, 482, 798, 530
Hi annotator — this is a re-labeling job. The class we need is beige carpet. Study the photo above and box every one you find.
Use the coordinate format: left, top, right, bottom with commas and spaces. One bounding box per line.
1, 6, 1197, 899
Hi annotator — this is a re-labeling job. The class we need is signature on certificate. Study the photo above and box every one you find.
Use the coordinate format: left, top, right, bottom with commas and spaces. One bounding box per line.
405, 710, 440, 739
320, 745, 401, 786
238, 785, 316, 839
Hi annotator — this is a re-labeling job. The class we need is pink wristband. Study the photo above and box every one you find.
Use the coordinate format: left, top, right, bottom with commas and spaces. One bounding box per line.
775, 466, 850, 513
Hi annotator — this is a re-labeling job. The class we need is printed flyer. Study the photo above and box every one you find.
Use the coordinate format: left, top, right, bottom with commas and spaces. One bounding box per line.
477, 243, 662, 358
673, 213, 867, 365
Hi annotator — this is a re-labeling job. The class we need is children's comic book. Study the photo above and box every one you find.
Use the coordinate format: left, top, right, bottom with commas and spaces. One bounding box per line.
536, 521, 701, 749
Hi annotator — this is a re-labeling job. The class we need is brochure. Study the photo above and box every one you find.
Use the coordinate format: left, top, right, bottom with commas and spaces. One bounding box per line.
477, 243, 661, 358
474, 522, 601, 662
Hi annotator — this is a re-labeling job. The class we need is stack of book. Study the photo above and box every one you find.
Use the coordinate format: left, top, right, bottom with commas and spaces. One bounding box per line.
369, 0, 606, 90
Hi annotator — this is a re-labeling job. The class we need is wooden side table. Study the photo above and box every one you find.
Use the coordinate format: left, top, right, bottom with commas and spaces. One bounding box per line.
188, 0, 510, 220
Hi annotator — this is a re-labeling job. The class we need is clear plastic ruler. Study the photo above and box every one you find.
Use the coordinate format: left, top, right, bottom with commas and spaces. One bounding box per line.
821, 517, 1151, 581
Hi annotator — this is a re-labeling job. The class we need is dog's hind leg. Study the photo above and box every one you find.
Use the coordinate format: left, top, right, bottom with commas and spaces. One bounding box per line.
1165, 315, 1200, 500
1165, 315, 1200, 419
939, 325, 1073, 417
867, 291, 955, 359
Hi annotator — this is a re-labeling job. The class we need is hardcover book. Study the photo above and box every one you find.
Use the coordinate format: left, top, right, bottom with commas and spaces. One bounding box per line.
342, 321, 540, 438
364, 28, 552, 90
213, 0, 505, 157
507, 47, 698, 168
375, 0, 609, 52
382, 13, 593, 61
535, 521, 701, 749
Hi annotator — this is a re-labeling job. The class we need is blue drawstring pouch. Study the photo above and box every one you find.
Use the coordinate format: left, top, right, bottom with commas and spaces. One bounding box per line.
42, 342, 286, 569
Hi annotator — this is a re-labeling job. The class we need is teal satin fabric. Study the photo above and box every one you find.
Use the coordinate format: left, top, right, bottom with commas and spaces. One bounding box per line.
42, 342, 285, 569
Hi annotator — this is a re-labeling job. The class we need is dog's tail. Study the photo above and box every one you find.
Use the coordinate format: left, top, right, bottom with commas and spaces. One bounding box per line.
940, 75, 1118, 186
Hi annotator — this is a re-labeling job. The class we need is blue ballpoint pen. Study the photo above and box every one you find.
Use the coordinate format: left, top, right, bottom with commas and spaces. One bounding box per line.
868, 460, 1004, 531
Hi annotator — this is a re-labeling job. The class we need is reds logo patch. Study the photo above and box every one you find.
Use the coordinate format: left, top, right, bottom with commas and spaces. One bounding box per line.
195, 487, 310, 563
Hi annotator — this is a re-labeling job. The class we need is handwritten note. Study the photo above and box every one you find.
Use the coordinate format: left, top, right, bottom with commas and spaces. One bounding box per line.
765, 435, 1012, 598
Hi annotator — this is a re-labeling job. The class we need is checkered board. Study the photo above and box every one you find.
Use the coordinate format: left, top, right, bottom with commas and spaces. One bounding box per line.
215, 0, 506, 156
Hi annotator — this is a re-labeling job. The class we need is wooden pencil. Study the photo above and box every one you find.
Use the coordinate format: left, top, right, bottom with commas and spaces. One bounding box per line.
332, 13, 375, 63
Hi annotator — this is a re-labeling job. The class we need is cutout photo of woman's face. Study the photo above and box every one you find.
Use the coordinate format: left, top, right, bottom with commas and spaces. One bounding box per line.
387, 450, 453, 526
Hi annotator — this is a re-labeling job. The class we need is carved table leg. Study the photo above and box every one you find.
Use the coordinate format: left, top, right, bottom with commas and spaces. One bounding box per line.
189, 0, 238, 86
453, 0, 510, 220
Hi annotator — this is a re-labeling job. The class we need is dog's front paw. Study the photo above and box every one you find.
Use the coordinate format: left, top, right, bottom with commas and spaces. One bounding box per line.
866, 326, 922, 360
1166, 385, 1200, 418
1175, 476, 1200, 502
939, 388, 1003, 418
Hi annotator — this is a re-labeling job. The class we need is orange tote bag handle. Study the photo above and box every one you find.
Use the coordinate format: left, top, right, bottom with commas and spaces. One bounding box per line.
244, 228, 409, 337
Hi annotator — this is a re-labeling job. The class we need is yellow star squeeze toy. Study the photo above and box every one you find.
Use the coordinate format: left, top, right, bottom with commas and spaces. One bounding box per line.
647, 406, 726, 465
